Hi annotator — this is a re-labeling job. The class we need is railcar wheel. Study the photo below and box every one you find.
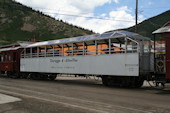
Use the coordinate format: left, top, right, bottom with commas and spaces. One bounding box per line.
12, 72, 21, 79
101, 76, 144, 88
0, 71, 3, 77
40, 75, 48, 80
31, 73, 41, 80
48, 75, 57, 80
7, 71, 12, 77
101, 76, 109, 86
121, 81, 131, 88
134, 80, 144, 88
7, 72, 20, 79
130, 77, 144, 88
21, 73, 29, 79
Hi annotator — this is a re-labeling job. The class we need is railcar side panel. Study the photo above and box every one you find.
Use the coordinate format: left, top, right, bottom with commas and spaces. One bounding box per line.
0, 51, 14, 72
21, 53, 139, 76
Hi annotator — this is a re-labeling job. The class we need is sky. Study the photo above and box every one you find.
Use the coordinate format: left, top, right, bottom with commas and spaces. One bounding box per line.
15, 0, 170, 33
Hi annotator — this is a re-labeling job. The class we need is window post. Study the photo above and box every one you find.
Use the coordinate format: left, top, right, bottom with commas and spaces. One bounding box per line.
45, 46, 47, 57
72, 43, 74, 56
95, 40, 98, 55
30, 48, 32, 58
37, 47, 39, 57
53, 45, 55, 57
62, 44, 64, 56
149, 40, 151, 53
83, 42, 85, 55
109, 39, 111, 54
125, 37, 127, 53
24, 48, 26, 58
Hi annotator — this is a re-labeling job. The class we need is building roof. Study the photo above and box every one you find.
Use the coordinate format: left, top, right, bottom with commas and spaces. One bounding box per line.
152, 26, 170, 34
152, 21, 170, 34
27, 30, 150, 48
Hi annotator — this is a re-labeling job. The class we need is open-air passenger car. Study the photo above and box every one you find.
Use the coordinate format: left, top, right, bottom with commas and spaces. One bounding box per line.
20, 30, 153, 87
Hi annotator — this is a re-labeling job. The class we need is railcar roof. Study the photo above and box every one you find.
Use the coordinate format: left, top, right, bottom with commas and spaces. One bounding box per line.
0, 42, 33, 52
0, 46, 21, 52
27, 30, 150, 48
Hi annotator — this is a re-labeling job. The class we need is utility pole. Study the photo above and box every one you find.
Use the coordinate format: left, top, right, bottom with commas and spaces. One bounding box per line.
135, 0, 138, 33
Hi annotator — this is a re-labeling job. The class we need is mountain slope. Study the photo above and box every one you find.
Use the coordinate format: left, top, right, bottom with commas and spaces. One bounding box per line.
0, 0, 93, 45
126, 10, 170, 39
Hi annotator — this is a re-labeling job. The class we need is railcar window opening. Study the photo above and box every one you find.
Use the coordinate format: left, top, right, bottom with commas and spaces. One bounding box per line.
97, 40, 109, 55
1, 53, 4, 61
5, 53, 7, 61
32, 47, 38, 57
13, 52, 16, 62
21, 50, 24, 58
65, 43, 73, 56
73, 42, 84, 56
24, 48, 31, 58
63, 43, 71, 56
54, 45, 62, 56
46, 45, 54, 57
0, 53, 2, 62
85, 41, 96, 55
143, 40, 151, 53
39, 46, 46, 57
8, 52, 11, 61
125, 37, 139, 53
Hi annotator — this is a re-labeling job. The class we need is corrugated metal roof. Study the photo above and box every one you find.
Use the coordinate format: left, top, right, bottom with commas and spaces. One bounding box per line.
152, 26, 170, 34
27, 30, 150, 48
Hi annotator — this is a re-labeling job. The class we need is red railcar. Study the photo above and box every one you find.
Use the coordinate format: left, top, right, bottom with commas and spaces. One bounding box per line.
0, 42, 32, 76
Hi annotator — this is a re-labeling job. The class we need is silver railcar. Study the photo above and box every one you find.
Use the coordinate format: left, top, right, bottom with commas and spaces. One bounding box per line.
20, 30, 153, 87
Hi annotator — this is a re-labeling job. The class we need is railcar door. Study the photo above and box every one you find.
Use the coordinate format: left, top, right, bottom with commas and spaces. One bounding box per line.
13, 52, 16, 72
166, 37, 170, 79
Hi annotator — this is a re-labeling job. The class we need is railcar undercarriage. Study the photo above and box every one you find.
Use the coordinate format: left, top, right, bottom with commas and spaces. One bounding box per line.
101, 76, 144, 88
0, 70, 167, 89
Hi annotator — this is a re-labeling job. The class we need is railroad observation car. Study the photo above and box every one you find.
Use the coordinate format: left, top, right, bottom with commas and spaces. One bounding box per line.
0, 42, 33, 77
153, 21, 170, 83
20, 30, 153, 87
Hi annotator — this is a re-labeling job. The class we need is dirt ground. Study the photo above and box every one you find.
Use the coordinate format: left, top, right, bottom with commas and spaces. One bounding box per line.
0, 76, 170, 113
